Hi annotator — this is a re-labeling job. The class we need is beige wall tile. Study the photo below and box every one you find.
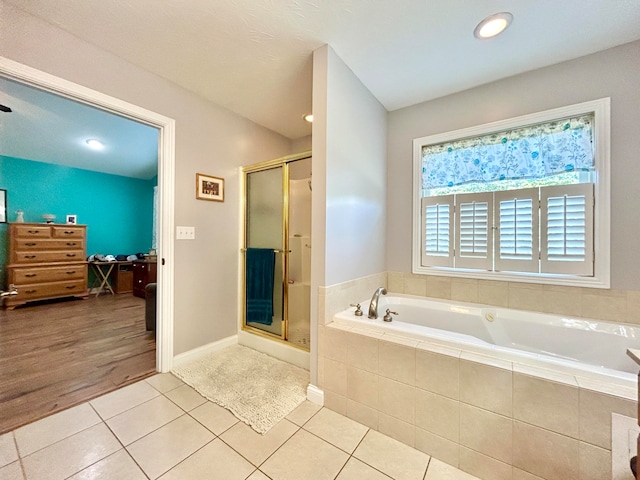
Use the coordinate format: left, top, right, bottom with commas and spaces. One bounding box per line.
325, 327, 348, 363
539, 291, 583, 317
513, 421, 579, 480
378, 377, 416, 424
581, 293, 627, 322
513, 374, 579, 438
415, 389, 459, 443
578, 441, 610, 480
324, 391, 347, 416
416, 349, 460, 400
451, 279, 479, 303
318, 354, 325, 387
579, 389, 637, 449
459, 404, 512, 465
477, 280, 509, 308
459, 446, 513, 480
324, 358, 348, 396
388, 272, 404, 293
626, 290, 640, 325
512, 468, 545, 480
415, 428, 459, 468
378, 412, 415, 448
347, 332, 379, 374
404, 275, 428, 296
426, 276, 451, 299
508, 283, 543, 312
346, 400, 378, 430
460, 359, 512, 417
379, 340, 415, 385
347, 366, 379, 409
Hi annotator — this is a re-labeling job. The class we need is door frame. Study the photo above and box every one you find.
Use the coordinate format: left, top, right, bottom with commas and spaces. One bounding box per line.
0, 56, 176, 372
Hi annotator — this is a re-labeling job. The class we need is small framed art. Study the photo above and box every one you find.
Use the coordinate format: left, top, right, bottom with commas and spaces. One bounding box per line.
66, 214, 77, 224
196, 173, 224, 202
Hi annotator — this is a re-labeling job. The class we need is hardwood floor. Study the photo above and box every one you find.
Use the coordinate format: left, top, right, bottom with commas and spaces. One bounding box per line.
0, 294, 156, 434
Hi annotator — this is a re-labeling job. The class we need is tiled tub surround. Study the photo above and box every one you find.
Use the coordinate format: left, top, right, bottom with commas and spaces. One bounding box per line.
316, 273, 640, 479
318, 321, 637, 480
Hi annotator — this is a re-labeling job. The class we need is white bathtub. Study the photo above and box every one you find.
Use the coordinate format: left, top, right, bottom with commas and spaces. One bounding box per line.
333, 293, 640, 388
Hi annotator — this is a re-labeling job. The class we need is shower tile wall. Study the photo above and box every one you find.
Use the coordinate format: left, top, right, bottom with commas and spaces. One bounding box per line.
317, 272, 640, 480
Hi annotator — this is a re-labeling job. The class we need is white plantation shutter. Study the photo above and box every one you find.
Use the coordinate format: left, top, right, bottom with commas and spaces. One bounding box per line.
455, 193, 493, 269
495, 188, 539, 272
421, 195, 453, 267
541, 183, 594, 275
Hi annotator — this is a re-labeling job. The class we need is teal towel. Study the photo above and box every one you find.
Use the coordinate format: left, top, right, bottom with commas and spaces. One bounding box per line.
246, 248, 275, 325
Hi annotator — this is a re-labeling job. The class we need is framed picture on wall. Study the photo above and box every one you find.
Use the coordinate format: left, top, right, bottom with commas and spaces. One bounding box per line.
196, 173, 224, 202
66, 214, 77, 224
0, 189, 6, 223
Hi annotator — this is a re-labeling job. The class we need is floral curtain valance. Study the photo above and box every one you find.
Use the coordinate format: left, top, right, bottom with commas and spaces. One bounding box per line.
422, 114, 594, 190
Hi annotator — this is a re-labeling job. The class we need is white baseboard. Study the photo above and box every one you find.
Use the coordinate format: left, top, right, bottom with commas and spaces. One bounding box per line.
306, 384, 324, 405
171, 335, 238, 368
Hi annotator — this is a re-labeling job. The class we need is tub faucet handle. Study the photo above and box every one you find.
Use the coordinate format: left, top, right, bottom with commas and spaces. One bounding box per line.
350, 304, 363, 316
383, 308, 398, 322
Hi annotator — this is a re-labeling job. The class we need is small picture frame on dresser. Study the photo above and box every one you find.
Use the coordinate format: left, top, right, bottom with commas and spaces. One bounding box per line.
66, 214, 77, 224
0, 189, 6, 223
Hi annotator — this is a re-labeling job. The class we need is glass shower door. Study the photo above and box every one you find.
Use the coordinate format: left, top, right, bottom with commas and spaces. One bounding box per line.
245, 166, 285, 337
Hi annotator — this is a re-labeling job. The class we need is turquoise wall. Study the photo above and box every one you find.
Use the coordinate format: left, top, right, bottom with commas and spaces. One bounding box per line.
0, 156, 155, 285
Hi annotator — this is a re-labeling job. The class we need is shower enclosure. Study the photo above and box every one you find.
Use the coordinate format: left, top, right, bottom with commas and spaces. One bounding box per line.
242, 152, 311, 350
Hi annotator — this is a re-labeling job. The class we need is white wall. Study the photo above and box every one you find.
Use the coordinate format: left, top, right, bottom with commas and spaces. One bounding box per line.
0, 1, 293, 355
314, 45, 388, 287
387, 40, 640, 291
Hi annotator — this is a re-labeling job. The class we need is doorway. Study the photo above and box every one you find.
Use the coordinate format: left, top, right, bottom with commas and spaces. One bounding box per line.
0, 57, 175, 371
243, 153, 311, 350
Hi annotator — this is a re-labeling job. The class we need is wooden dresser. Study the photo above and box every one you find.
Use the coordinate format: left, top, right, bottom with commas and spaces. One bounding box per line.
5, 223, 89, 309
132, 260, 157, 298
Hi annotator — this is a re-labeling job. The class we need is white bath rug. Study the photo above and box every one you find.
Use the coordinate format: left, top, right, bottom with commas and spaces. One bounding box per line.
172, 344, 308, 434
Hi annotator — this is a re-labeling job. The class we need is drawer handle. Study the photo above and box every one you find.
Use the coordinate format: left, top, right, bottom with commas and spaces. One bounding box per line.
26, 289, 37, 294
65, 285, 77, 290
66, 253, 76, 258
27, 230, 40, 234
63, 231, 75, 235
66, 242, 77, 246
25, 273, 37, 278
24, 255, 37, 259
66, 271, 77, 275
25, 242, 37, 246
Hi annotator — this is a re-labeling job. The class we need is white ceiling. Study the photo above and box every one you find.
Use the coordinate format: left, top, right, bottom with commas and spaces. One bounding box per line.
2, 0, 640, 177
0, 76, 159, 179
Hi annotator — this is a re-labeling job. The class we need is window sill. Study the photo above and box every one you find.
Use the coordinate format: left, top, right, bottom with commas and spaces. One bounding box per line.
411, 265, 610, 289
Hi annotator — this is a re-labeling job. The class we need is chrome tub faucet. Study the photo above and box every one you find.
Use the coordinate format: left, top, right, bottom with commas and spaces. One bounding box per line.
368, 287, 387, 319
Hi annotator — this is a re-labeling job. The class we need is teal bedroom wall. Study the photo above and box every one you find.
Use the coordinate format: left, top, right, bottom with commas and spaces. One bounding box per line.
0, 156, 155, 285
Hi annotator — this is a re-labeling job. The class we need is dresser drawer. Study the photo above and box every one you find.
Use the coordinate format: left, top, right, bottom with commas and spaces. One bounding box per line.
11, 264, 87, 284
12, 250, 85, 264
12, 225, 52, 238
14, 239, 85, 251
52, 226, 85, 239
13, 280, 87, 301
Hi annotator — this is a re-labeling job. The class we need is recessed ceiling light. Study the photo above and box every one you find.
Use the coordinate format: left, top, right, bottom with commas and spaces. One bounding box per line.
474, 12, 513, 39
303, 114, 313, 123
85, 139, 104, 150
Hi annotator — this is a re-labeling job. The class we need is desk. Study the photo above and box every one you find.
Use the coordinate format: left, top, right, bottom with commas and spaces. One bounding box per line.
90, 261, 133, 296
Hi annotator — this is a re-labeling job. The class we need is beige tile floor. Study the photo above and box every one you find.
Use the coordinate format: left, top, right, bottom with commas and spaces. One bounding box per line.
0, 373, 480, 480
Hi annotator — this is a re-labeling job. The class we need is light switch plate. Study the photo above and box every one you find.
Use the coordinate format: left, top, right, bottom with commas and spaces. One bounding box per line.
176, 226, 195, 240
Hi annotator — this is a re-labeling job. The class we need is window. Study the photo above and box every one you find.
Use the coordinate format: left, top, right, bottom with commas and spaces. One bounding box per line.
412, 99, 610, 288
